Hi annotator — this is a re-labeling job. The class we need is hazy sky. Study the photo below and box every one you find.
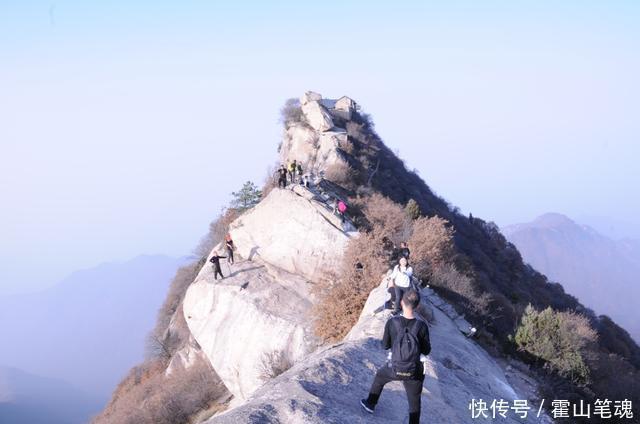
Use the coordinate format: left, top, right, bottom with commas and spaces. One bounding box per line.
1, 1, 639, 294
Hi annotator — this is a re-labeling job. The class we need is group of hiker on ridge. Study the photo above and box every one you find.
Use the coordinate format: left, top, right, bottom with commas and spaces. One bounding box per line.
276, 159, 349, 225
276, 159, 308, 188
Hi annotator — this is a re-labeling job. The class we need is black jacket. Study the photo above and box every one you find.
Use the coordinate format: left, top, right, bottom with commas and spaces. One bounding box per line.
382, 316, 431, 356
209, 255, 226, 268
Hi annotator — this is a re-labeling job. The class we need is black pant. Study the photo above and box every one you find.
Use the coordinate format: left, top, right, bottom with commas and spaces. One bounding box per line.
367, 364, 423, 424
394, 286, 408, 313
278, 177, 287, 188
213, 266, 223, 280
226, 248, 234, 264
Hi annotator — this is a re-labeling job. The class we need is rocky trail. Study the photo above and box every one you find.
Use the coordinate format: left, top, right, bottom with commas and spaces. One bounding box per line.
206, 279, 551, 423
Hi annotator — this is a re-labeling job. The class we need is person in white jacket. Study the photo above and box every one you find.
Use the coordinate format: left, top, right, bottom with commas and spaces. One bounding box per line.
389, 257, 413, 316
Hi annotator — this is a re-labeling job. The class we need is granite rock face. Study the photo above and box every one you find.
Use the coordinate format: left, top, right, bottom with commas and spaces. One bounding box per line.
280, 92, 357, 180
205, 280, 551, 423
183, 187, 356, 401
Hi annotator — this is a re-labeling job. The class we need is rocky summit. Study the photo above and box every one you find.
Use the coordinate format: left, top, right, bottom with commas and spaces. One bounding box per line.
179, 92, 548, 422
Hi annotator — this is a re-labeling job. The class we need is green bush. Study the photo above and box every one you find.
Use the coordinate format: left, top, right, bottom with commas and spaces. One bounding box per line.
515, 305, 596, 384
405, 198, 421, 220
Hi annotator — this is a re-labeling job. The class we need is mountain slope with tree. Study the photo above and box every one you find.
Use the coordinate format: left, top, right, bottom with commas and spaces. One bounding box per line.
503, 213, 640, 342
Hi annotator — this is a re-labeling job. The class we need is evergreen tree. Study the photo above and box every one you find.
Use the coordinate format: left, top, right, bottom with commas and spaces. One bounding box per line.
230, 181, 262, 211
405, 198, 421, 220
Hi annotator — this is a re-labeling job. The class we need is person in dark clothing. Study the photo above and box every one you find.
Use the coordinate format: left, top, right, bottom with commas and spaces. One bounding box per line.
399, 242, 410, 260
361, 289, 431, 424
277, 165, 288, 188
209, 251, 227, 280
297, 162, 304, 184
225, 233, 235, 264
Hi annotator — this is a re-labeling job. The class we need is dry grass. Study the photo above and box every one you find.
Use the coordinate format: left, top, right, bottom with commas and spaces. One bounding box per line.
313, 232, 389, 342
258, 350, 294, 381
324, 161, 356, 186
361, 193, 412, 244
93, 357, 228, 424
314, 194, 414, 342
194, 209, 241, 258
408, 216, 455, 278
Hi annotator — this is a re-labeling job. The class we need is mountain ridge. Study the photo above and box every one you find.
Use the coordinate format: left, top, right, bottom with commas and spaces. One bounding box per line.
98, 92, 640, 423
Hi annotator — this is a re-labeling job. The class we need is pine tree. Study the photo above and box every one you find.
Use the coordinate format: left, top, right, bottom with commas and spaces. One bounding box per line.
405, 198, 421, 220
230, 181, 262, 211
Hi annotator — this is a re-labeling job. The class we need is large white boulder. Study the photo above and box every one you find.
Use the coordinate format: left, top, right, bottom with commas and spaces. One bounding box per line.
280, 125, 350, 181
301, 100, 334, 132
228, 188, 355, 282
183, 259, 317, 401
300, 91, 322, 105
183, 187, 356, 401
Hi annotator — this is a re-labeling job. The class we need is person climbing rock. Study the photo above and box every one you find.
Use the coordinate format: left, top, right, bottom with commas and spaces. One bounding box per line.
276, 165, 288, 188
337, 199, 347, 223
209, 251, 227, 280
297, 162, 304, 184
225, 233, 235, 264
288, 160, 297, 184
399, 242, 411, 260
389, 257, 413, 315
360, 289, 430, 424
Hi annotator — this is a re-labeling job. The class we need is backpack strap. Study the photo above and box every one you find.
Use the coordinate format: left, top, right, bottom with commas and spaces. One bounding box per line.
392, 316, 416, 335
402, 318, 421, 337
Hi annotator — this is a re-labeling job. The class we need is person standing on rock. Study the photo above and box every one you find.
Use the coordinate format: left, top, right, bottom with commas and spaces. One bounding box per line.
361, 289, 430, 424
277, 165, 288, 188
288, 160, 297, 184
296, 162, 304, 185
209, 251, 227, 280
389, 257, 413, 316
337, 199, 347, 223
225, 233, 235, 265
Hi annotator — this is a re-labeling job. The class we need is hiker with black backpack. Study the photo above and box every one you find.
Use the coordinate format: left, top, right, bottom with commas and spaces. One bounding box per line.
361, 289, 431, 424
209, 250, 227, 280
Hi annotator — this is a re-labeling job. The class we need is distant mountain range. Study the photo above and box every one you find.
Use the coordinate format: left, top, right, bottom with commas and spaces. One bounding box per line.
503, 213, 640, 342
0, 254, 185, 423
0, 366, 102, 424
